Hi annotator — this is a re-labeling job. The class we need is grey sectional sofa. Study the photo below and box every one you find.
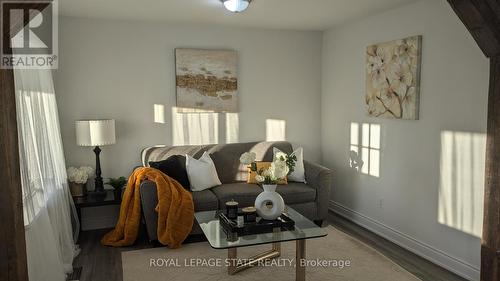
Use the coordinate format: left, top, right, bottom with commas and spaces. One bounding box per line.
139, 141, 332, 241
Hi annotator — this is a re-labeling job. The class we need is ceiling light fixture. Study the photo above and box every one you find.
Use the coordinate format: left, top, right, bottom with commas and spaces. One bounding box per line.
221, 0, 252, 13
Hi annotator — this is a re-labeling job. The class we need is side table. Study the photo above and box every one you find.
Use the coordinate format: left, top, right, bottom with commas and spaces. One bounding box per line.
73, 189, 122, 231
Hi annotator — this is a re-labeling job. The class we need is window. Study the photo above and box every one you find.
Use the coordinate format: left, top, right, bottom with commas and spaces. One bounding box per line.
350, 122, 380, 177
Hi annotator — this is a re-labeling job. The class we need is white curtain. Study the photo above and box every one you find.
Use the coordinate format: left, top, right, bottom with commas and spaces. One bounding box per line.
14, 66, 80, 281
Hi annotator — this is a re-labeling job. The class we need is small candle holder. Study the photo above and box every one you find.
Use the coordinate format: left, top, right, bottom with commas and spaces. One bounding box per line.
242, 206, 257, 223
225, 200, 239, 220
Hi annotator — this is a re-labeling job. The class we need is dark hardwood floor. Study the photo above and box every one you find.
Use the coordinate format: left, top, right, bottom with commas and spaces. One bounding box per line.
72, 226, 153, 281
73, 212, 468, 281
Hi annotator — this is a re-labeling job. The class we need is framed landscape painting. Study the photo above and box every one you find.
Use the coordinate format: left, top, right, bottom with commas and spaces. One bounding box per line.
175, 48, 238, 112
365, 35, 422, 120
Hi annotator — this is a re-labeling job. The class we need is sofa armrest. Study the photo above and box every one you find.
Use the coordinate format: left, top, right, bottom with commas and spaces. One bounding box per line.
139, 180, 159, 241
119, 166, 144, 199
304, 160, 332, 220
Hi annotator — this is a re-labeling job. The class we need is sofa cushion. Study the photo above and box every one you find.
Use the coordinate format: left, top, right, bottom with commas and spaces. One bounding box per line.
276, 183, 316, 205
142, 141, 294, 184
142, 144, 216, 166
248, 141, 293, 162
186, 152, 222, 191
211, 183, 263, 208
207, 143, 256, 184
192, 189, 219, 212
149, 155, 190, 190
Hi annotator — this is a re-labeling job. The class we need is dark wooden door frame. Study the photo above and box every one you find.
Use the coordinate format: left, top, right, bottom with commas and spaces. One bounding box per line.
0, 61, 28, 281
447, 1, 500, 281
0, 1, 52, 281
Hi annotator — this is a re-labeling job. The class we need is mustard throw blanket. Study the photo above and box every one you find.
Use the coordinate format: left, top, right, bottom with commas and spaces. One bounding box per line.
101, 167, 194, 248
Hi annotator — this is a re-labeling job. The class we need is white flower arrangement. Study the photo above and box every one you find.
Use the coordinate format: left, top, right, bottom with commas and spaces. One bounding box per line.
271, 160, 289, 179
67, 166, 94, 184
239, 151, 295, 185
255, 174, 266, 183
254, 158, 290, 185
275, 151, 288, 162
239, 152, 256, 165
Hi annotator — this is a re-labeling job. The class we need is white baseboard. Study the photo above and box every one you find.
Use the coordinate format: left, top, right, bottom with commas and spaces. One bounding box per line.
329, 200, 479, 281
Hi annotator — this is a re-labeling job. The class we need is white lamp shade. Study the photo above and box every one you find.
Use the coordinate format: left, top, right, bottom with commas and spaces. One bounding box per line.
76, 119, 116, 146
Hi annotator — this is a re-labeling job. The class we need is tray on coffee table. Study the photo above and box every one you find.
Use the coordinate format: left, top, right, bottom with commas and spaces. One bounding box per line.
218, 210, 295, 236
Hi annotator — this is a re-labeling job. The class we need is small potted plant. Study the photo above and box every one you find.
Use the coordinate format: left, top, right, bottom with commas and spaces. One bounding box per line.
107, 176, 127, 199
67, 166, 94, 197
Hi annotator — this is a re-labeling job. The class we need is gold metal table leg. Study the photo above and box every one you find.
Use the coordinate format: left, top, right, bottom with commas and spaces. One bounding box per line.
296, 240, 306, 281
227, 241, 281, 275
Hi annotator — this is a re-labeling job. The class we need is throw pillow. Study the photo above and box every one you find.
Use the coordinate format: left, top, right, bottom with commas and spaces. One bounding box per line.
247, 162, 288, 185
186, 152, 222, 191
273, 147, 306, 183
149, 155, 190, 190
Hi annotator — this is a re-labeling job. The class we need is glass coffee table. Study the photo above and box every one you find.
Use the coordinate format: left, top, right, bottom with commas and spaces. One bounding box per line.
194, 206, 327, 281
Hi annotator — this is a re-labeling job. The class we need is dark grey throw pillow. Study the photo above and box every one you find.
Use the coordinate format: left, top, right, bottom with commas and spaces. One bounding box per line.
149, 155, 190, 190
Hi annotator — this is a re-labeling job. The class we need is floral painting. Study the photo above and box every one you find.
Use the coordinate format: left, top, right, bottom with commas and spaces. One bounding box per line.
175, 48, 238, 112
365, 36, 422, 120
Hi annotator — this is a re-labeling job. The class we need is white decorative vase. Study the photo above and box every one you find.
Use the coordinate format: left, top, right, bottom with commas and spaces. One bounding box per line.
254, 184, 285, 220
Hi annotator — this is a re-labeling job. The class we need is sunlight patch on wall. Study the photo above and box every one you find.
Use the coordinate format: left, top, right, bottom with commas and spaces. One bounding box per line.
226, 113, 239, 144
349, 122, 380, 177
172, 107, 218, 145
438, 131, 485, 238
153, 104, 165, 124
266, 119, 286, 141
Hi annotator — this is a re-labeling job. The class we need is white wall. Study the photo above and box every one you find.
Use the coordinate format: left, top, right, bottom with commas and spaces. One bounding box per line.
322, 0, 489, 280
56, 2, 490, 277
55, 17, 322, 229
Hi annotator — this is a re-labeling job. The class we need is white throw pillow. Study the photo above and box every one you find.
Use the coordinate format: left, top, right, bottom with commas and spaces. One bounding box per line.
273, 147, 306, 183
186, 152, 222, 191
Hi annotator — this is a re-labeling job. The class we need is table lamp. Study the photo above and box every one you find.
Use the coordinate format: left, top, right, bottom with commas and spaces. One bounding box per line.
75, 119, 116, 193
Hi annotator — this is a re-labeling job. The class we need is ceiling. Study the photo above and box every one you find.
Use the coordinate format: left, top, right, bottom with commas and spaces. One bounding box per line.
59, 0, 420, 31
